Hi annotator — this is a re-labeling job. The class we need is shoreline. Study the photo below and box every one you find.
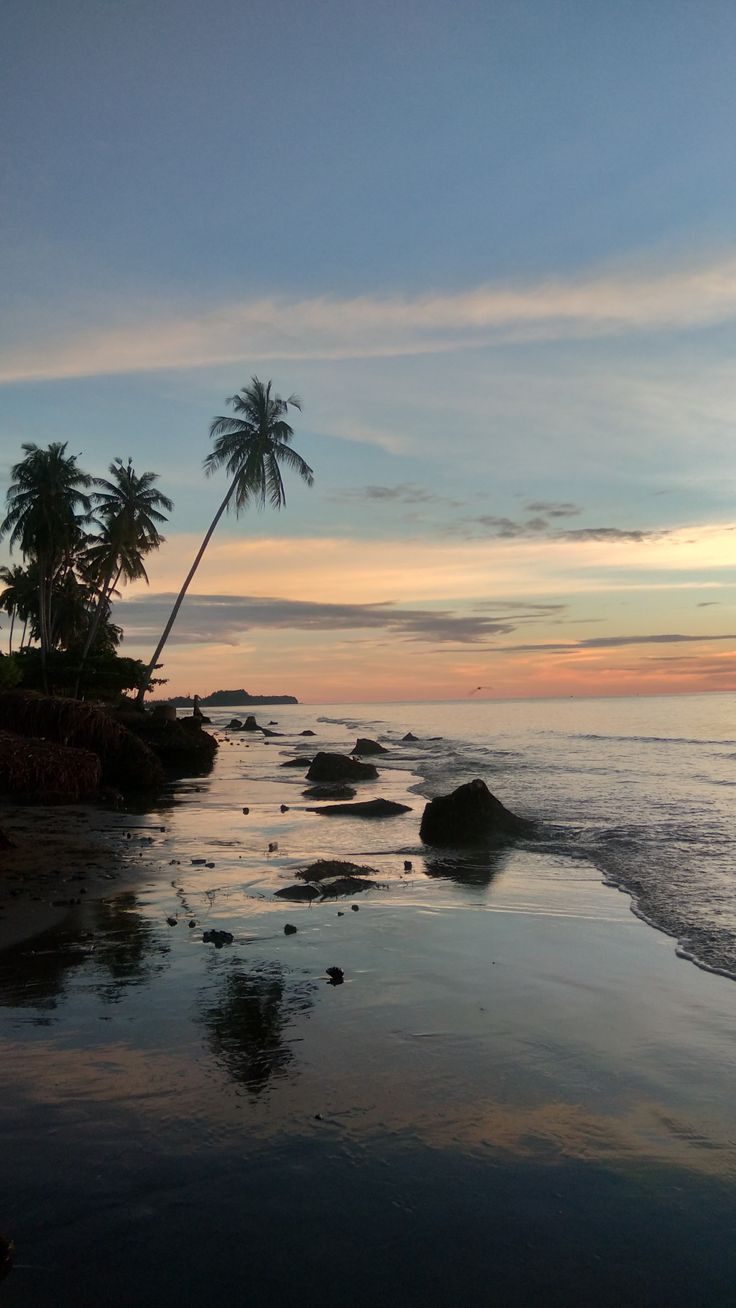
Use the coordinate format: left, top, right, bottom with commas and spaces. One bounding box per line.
0, 802, 166, 953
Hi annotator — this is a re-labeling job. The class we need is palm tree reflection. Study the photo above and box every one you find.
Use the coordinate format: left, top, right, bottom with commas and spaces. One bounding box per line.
0, 893, 168, 1017
200, 963, 315, 1096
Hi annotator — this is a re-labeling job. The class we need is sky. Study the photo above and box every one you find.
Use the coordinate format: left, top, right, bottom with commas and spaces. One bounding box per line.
3, 0, 736, 702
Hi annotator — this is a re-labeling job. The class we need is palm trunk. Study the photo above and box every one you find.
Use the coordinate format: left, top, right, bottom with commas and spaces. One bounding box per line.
37, 560, 49, 693
19, 617, 28, 651
7, 609, 14, 655
74, 564, 122, 698
136, 484, 236, 706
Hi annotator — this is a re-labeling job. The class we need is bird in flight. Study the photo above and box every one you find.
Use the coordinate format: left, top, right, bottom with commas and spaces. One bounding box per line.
470, 685, 492, 694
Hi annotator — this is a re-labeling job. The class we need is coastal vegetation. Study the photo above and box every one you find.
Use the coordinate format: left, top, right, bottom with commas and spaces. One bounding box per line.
137, 376, 314, 704
0, 444, 172, 699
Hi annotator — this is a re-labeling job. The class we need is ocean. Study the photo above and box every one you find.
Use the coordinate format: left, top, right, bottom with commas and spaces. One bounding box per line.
202, 690, 736, 978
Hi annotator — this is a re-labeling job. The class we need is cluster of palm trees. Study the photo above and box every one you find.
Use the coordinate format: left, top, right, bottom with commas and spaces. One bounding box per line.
0, 377, 314, 702
0, 446, 172, 693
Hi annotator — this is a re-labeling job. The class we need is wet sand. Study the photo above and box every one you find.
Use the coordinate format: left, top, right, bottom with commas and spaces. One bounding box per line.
2, 730, 736, 1305
0, 804, 164, 953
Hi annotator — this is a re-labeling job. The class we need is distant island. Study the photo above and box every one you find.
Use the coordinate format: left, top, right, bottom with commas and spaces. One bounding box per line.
163, 689, 299, 706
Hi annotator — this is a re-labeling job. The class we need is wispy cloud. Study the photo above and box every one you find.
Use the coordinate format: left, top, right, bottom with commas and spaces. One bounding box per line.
445, 514, 663, 543
495, 633, 736, 654
7, 253, 736, 382
115, 592, 568, 647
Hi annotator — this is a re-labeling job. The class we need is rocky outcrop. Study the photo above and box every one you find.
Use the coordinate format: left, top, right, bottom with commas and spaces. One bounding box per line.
401, 732, 418, 742
302, 783, 356, 799
297, 859, 378, 881
307, 798, 411, 818
306, 752, 379, 782
227, 718, 243, 730
419, 778, 533, 846
280, 756, 313, 768
353, 737, 388, 755
0, 730, 101, 801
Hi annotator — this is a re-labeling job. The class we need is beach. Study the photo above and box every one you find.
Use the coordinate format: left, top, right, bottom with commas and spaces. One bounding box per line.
1, 696, 736, 1305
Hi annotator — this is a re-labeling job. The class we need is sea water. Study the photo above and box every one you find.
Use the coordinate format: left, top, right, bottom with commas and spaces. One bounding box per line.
204, 691, 736, 977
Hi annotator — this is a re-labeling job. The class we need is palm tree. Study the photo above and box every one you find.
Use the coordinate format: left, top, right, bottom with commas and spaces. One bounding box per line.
74, 459, 173, 694
0, 563, 32, 653
0, 443, 92, 686
136, 377, 313, 705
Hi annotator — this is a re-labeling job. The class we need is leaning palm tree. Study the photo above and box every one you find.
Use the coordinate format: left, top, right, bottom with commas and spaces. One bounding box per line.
0, 443, 92, 686
74, 459, 173, 694
136, 378, 313, 705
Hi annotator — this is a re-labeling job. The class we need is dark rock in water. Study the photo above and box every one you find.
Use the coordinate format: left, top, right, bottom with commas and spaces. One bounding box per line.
242, 715, 260, 731
280, 756, 313, 768
320, 875, 376, 896
166, 916, 178, 926
269, 721, 278, 725
242, 806, 250, 814
420, 778, 533, 846
353, 737, 388, 755
401, 731, 419, 741
404, 860, 413, 871
203, 928, 234, 947
188, 919, 196, 928
227, 718, 243, 730
306, 752, 379, 782
275, 883, 320, 901
307, 797, 411, 818
300, 729, 316, 736
326, 966, 344, 985
298, 859, 378, 882
280, 804, 289, 812
302, 783, 356, 800
284, 923, 298, 934
351, 904, 360, 912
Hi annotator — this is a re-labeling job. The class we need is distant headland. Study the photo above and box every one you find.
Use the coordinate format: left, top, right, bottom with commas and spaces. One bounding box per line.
162, 689, 299, 707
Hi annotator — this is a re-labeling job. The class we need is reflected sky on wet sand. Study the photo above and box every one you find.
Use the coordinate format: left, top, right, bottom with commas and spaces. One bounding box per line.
2, 835, 736, 1304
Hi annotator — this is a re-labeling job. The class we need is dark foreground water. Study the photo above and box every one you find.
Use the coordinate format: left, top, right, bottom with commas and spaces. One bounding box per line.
2, 695, 736, 1306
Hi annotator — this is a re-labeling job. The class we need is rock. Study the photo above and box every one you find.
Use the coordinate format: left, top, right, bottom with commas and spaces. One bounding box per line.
302, 784, 356, 800
306, 752, 379, 782
326, 966, 344, 984
191, 857, 207, 865
337, 911, 345, 917
242, 806, 250, 814
280, 804, 289, 812
307, 797, 411, 818
166, 916, 178, 926
280, 756, 313, 768
242, 715, 260, 731
320, 876, 376, 896
284, 923, 298, 934
275, 884, 320, 901
300, 729, 316, 736
403, 860, 413, 871
351, 904, 360, 912
419, 778, 533, 846
188, 920, 196, 928
353, 737, 388, 755
203, 928, 234, 947
227, 718, 243, 730
269, 721, 278, 725
401, 732, 419, 741
152, 703, 177, 722
298, 859, 378, 882
268, 841, 278, 853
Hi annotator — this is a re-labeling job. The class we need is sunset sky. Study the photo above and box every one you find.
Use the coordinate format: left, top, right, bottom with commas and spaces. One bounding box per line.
3, 0, 736, 701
